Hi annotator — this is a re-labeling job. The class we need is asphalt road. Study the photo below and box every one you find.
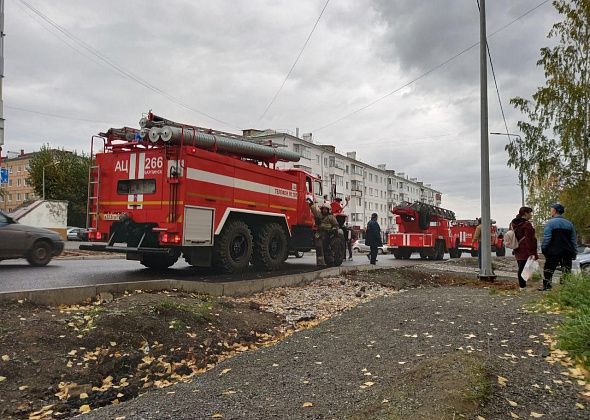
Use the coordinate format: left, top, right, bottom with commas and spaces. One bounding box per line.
0, 250, 420, 293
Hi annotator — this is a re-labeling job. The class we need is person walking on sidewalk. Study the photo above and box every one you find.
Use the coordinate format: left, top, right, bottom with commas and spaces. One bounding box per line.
540, 203, 577, 291
365, 213, 382, 265
510, 206, 538, 290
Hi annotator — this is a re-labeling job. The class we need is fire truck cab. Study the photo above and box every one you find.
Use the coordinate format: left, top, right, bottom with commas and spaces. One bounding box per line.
80, 113, 336, 273
450, 219, 506, 258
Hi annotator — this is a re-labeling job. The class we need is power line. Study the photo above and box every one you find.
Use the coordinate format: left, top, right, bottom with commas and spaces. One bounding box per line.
17, 0, 239, 129
6, 105, 116, 124
259, 0, 331, 120
312, 0, 551, 133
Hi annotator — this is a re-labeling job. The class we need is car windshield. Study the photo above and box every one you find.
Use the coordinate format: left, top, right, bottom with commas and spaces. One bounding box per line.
0, 211, 15, 227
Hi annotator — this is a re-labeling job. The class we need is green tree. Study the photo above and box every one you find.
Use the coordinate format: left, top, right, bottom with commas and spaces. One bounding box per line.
509, 0, 590, 234
28, 145, 90, 227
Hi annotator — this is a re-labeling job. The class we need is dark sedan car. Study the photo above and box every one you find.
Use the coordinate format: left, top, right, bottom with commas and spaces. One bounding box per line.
0, 210, 65, 266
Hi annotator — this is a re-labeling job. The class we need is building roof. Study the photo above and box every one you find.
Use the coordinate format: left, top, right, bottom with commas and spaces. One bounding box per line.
250, 131, 441, 193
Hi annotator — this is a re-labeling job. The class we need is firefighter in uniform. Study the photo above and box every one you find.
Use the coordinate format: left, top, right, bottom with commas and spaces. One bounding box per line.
308, 197, 340, 267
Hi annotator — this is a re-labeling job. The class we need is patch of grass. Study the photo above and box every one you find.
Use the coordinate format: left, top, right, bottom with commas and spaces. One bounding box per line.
154, 298, 214, 321
543, 273, 590, 368
169, 318, 186, 331
349, 353, 492, 420
545, 272, 590, 310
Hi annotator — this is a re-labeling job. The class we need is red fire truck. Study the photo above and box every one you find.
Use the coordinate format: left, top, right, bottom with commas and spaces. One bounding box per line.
387, 202, 456, 260
80, 112, 345, 272
450, 219, 505, 258
387, 202, 505, 260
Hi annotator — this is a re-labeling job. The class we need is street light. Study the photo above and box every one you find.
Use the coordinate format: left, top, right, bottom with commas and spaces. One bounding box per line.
490, 132, 526, 207
42, 162, 57, 200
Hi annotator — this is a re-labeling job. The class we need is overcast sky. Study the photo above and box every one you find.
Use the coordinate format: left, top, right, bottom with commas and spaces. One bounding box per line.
4, 0, 559, 226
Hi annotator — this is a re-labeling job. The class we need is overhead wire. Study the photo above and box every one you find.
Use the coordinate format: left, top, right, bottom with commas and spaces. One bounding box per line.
312, 0, 551, 133
259, 0, 331, 120
16, 0, 239, 130
6, 106, 117, 125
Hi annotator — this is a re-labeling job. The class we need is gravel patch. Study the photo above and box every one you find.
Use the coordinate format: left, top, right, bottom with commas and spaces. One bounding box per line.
87, 285, 588, 419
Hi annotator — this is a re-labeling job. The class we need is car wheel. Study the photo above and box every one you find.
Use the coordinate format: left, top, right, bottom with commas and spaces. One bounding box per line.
353, 247, 359, 252
26, 240, 53, 267
582, 264, 590, 274
378, 248, 384, 254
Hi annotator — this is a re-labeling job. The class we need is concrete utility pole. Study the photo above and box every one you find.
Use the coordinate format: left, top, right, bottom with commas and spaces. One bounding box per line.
490, 132, 526, 207
479, 0, 495, 280
0, 0, 5, 166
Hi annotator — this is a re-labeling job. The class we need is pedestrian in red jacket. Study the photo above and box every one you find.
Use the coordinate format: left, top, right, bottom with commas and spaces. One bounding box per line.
510, 206, 538, 289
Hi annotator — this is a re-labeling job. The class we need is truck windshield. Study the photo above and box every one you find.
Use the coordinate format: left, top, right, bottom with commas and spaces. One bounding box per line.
117, 179, 156, 195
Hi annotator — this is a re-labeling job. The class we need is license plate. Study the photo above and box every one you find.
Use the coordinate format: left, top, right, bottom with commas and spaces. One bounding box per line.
102, 213, 122, 221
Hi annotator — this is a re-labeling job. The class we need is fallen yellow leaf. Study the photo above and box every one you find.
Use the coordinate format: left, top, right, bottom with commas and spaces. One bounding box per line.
477, 416, 486, 420
576, 403, 585, 409
0, 376, 6, 382
80, 393, 88, 399
363, 381, 375, 387
303, 402, 314, 408
530, 413, 544, 418
1, 355, 10, 361
212, 414, 223, 418
507, 399, 518, 407
219, 368, 231, 376
497, 376, 508, 386
18, 385, 28, 391
79, 404, 91, 413
510, 412, 520, 419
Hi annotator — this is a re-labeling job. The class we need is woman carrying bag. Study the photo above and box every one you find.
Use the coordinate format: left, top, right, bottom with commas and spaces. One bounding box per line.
510, 206, 538, 290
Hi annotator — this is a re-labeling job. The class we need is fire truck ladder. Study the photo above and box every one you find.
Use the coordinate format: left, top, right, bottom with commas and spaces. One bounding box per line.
86, 165, 100, 229
395, 201, 456, 220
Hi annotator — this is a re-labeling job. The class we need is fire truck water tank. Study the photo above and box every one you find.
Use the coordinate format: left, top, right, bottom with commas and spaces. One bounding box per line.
158, 125, 301, 163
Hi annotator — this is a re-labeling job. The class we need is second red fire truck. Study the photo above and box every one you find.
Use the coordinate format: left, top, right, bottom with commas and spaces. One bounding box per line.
386, 202, 505, 259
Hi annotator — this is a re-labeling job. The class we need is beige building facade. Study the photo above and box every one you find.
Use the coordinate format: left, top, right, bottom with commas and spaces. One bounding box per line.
0, 151, 38, 213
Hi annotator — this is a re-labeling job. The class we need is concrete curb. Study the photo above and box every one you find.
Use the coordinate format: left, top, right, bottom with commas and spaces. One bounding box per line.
56, 255, 127, 261
0, 263, 385, 306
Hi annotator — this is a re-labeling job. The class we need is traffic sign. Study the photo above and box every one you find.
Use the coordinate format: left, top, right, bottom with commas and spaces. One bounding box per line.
0, 168, 8, 184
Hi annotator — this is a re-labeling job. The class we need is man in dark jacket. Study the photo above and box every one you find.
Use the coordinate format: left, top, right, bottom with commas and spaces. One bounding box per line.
365, 213, 382, 265
540, 203, 577, 291
510, 206, 538, 290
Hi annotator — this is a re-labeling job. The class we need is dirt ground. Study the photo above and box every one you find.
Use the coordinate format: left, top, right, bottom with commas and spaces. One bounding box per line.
0, 262, 580, 419
0, 292, 283, 419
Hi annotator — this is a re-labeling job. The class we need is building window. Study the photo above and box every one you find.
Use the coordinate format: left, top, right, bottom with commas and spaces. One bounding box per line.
293, 144, 311, 159
316, 155, 320, 164
17, 193, 21, 201
17, 179, 21, 186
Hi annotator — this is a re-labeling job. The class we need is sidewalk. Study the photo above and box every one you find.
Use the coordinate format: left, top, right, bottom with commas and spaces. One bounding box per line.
88, 286, 588, 420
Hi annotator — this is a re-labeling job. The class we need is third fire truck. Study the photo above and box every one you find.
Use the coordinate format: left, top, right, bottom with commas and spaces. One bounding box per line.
81, 112, 346, 272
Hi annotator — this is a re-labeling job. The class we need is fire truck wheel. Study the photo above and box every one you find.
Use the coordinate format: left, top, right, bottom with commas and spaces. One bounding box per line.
213, 220, 253, 273
26, 240, 53, 267
252, 223, 288, 271
471, 250, 478, 257
434, 240, 445, 260
496, 244, 506, 257
141, 254, 179, 270
393, 249, 412, 260
325, 236, 345, 267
